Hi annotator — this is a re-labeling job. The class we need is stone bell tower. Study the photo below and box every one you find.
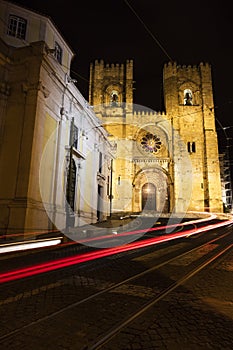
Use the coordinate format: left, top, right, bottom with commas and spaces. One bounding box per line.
163, 62, 222, 213
89, 59, 136, 214
89, 59, 134, 117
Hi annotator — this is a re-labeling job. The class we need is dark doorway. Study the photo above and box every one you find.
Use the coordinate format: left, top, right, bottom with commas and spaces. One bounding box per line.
97, 185, 103, 221
142, 183, 156, 211
66, 158, 76, 228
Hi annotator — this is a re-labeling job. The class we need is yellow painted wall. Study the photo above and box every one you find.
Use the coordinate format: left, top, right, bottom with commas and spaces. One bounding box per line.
40, 113, 57, 204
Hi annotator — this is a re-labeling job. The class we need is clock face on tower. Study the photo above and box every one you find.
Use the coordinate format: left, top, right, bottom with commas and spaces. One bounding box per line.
140, 132, 162, 154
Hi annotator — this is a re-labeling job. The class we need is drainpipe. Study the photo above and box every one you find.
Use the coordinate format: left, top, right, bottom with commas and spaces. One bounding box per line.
109, 159, 113, 218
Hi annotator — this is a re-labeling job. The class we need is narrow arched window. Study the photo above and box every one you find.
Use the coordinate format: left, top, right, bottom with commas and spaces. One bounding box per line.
187, 141, 196, 153
192, 142, 196, 153
184, 89, 193, 105
110, 90, 119, 106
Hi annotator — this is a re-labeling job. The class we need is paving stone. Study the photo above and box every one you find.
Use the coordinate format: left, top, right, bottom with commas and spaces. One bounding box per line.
1, 235, 233, 349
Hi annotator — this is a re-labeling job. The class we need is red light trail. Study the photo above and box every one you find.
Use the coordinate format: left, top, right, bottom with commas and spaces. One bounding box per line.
76, 213, 218, 244
0, 212, 216, 242
0, 217, 232, 284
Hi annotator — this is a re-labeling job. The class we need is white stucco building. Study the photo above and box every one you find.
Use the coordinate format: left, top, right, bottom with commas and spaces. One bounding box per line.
0, 0, 112, 234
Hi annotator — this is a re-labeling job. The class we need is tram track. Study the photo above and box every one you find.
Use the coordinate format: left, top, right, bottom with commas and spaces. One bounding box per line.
87, 242, 233, 350
0, 226, 232, 348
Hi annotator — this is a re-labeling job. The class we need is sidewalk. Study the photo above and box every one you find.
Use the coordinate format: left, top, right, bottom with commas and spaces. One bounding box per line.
67, 216, 136, 241
1, 212, 231, 251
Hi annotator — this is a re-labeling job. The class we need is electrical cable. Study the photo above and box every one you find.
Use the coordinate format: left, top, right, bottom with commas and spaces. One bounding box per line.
1, 13, 232, 111
123, 0, 173, 62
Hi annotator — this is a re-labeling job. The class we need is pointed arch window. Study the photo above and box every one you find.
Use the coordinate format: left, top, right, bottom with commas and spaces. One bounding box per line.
184, 89, 193, 105
110, 90, 119, 106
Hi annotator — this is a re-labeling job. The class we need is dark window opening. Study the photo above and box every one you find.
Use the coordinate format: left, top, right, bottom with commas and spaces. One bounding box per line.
107, 176, 110, 196
66, 158, 76, 212
73, 125, 79, 149
192, 142, 196, 153
187, 141, 196, 153
99, 152, 103, 173
54, 41, 62, 64
7, 15, 27, 39
184, 89, 193, 106
110, 91, 119, 106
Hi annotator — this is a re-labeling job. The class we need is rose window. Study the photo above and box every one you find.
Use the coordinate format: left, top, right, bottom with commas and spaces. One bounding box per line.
140, 133, 162, 153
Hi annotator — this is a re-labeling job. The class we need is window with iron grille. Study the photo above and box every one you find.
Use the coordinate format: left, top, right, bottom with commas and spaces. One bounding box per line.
54, 41, 62, 64
99, 152, 103, 173
7, 14, 27, 39
73, 125, 79, 149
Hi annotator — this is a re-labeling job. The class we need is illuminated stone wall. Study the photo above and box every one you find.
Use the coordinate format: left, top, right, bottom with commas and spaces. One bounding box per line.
0, 1, 223, 237
89, 60, 223, 214
164, 62, 222, 213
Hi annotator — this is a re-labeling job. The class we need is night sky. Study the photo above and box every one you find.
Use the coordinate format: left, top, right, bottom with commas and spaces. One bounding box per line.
10, 0, 233, 147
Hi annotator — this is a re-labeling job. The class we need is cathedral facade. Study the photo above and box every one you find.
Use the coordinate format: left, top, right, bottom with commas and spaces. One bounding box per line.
89, 60, 223, 215
0, 0, 224, 236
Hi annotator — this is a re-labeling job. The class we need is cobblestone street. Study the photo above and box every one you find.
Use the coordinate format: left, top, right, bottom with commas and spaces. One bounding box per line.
0, 226, 233, 350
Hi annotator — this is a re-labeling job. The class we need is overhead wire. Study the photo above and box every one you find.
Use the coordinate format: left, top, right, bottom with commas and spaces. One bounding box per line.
123, 1, 232, 119
123, 0, 173, 62
1, 10, 233, 113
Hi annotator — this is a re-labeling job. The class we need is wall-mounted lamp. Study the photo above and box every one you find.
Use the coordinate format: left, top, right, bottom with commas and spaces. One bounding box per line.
82, 130, 88, 140
68, 77, 77, 84
66, 74, 77, 84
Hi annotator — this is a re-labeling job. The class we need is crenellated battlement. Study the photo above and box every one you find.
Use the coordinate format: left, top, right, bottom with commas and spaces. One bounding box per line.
104, 62, 124, 69
133, 110, 166, 117
164, 61, 177, 68
164, 61, 211, 77
163, 61, 177, 78
91, 59, 134, 83
178, 62, 211, 73
93, 59, 133, 70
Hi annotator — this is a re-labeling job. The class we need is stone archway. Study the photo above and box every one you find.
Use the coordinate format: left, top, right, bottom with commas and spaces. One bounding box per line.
133, 167, 170, 213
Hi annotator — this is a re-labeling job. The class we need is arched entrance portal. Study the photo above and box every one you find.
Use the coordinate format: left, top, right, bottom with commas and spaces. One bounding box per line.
142, 183, 156, 210
132, 167, 171, 213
